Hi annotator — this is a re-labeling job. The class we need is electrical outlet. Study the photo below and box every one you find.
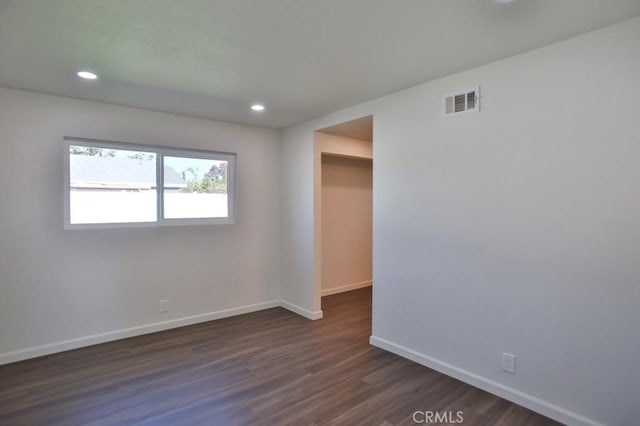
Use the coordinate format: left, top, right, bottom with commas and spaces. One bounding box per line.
159, 299, 168, 313
502, 352, 516, 374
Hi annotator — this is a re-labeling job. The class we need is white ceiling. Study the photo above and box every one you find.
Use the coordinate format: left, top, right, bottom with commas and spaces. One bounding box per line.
1, 0, 639, 129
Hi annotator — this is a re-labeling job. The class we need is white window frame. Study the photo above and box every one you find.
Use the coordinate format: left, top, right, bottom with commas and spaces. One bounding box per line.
64, 137, 236, 230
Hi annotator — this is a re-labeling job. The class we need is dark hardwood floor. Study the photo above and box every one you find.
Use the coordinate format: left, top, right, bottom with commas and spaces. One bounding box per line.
0, 288, 559, 425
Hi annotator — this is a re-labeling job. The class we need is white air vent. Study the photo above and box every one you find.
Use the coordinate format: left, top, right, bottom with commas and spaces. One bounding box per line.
443, 86, 480, 117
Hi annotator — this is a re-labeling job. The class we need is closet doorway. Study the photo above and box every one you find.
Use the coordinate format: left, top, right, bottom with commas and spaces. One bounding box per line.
321, 155, 372, 296
314, 115, 373, 314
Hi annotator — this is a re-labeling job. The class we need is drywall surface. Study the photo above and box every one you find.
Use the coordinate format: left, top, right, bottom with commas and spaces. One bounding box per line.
321, 155, 372, 295
281, 17, 640, 426
0, 87, 281, 362
279, 125, 318, 318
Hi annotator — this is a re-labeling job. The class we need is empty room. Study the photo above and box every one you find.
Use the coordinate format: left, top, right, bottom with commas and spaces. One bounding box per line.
1, 1, 639, 425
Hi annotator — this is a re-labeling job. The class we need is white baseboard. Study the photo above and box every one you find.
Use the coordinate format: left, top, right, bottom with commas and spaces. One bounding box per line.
280, 300, 323, 320
0, 300, 280, 366
322, 280, 372, 296
369, 335, 601, 426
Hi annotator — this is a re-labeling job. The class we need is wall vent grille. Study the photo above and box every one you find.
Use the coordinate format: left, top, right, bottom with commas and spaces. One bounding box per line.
443, 86, 480, 117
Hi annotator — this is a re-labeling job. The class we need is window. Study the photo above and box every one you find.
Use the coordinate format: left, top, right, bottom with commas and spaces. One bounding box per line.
64, 138, 236, 229
162, 155, 230, 220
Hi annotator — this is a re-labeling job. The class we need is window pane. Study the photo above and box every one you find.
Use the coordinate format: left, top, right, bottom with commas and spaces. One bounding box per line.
163, 156, 229, 219
69, 145, 157, 224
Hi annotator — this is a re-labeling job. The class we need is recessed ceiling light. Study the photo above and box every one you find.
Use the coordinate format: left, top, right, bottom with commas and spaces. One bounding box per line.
250, 103, 265, 112
493, 0, 516, 4
77, 70, 98, 80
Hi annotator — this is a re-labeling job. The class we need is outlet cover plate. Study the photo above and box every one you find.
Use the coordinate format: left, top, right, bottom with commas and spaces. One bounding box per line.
502, 352, 516, 374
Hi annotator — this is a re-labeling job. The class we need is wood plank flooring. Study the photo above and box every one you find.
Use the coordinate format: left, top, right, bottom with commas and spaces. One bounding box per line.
0, 288, 559, 425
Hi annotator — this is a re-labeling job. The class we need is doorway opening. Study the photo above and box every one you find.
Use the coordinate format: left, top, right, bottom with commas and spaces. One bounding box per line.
314, 115, 373, 316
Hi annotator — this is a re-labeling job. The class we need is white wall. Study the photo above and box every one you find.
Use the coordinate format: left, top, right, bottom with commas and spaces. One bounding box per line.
279, 125, 318, 318
280, 17, 640, 426
0, 87, 281, 363
321, 154, 372, 296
